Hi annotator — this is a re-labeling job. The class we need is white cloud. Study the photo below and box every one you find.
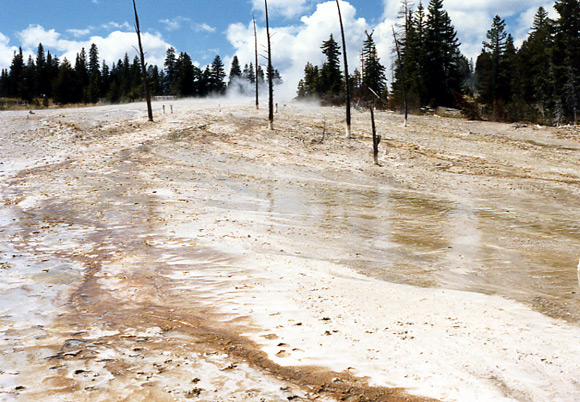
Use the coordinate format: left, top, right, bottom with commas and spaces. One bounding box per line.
17, 25, 64, 49
252, 0, 310, 19
0, 32, 18, 70
161, 17, 215, 34
102, 21, 133, 31
67, 28, 92, 38
160, 17, 192, 31
195, 23, 216, 33
381, 0, 402, 21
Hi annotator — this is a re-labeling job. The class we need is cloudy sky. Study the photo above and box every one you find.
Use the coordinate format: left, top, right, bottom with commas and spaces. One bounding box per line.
0, 0, 558, 99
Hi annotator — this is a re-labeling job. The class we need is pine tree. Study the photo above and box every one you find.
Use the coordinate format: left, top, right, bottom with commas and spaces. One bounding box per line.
21, 55, 35, 102
228, 55, 243, 93
53, 59, 76, 104
351, 68, 363, 100
101, 61, 111, 97
475, 15, 521, 120
8, 48, 24, 99
0, 69, 9, 98
424, 0, 464, 106
175, 52, 195, 97
35, 43, 50, 100
210, 55, 226, 95
318, 34, 343, 102
243, 63, 256, 84
164, 47, 178, 95
392, 1, 427, 109
199, 66, 212, 97
256, 65, 265, 88
271, 68, 283, 86
361, 30, 387, 101
518, 7, 554, 120
129, 56, 144, 100
297, 62, 319, 98
74, 48, 89, 103
500, 34, 517, 103
481, 15, 507, 106
87, 44, 101, 103
46, 52, 59, 99
148, 65, 161, 96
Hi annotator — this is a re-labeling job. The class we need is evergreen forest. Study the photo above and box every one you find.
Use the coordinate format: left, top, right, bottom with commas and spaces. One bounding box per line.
297, 0, 580, 125
0, 44, 281, 107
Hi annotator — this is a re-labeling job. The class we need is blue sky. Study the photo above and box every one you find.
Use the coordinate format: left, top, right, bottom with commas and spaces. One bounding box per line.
0, 0, 558, 98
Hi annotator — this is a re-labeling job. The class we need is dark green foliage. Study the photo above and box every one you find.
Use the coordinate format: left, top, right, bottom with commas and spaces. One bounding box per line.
423, 0, 464, 107
318, 34, 343, 99
361, 30, 387, 102
228, 55, 245, 94
475, 15, 518, 120
391, 0, 464, 109
9, 48, 25, 100
297, 62, 319, 98
228, 56, 242, 84
472, 2, 580, 124
74, 48, 89, 103
53, 59, 76, 105
210, 55, 226, 95
256, 64, 266, 88
87, 44, 102, 103
164, 47, 178, 94
0, 42, 276, 106
518, 7, 554, 120
174, 52, 197, 97
243, 63, 256, 84
296, 34, 344, 104
552, 0, 580, 124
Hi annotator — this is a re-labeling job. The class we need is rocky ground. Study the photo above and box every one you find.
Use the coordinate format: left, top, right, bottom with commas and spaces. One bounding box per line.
1, 99, 580, 402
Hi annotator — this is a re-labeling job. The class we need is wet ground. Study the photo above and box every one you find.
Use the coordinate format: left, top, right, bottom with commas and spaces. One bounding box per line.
1, 99, 580, 401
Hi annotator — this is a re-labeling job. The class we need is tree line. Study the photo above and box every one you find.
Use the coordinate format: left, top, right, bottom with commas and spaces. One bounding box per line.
0, 43, 281, 106
474, 2, 579, 124
297, 0, 580, 125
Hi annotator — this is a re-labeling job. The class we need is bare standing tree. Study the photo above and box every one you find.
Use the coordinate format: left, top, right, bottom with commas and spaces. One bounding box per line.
132, 0, 153, 122
265, 0, 274, 129
253, 14, 259, 110
335, 0, 351, 138
368, 87, 382, 165
370, 103, 381, 165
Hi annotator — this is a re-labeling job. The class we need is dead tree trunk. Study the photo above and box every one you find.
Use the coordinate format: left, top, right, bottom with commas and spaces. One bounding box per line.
367, 88, 382, 165
370, 104, 381, 166
253, 14, 259, 110
392, 26, 407, 127
336, 0, 351, 138
265, 0, 274, 130
132, 0, 153, 122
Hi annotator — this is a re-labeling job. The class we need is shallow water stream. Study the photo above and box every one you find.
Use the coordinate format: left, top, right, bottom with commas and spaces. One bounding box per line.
153, 137, 580, 323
